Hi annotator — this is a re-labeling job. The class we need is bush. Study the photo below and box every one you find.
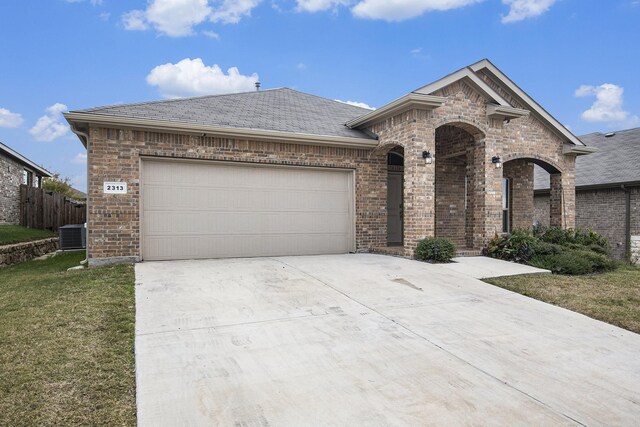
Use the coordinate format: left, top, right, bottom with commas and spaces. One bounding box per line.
488, 227, 615, 275
416, 237, 456, 263
529, 249, 616, 275
528, 240, 563, 257
487, 229, 537, 263
534, 227, 610, 255
530, 251, 594, 275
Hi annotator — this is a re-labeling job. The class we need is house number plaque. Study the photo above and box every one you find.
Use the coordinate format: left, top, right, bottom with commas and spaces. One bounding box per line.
103, 182, 127, 194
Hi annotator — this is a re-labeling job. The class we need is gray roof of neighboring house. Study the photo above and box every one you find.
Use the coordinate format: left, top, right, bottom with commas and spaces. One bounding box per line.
535, 127, 640, 190
70, 88, 375, 140
0, 141, 52, 177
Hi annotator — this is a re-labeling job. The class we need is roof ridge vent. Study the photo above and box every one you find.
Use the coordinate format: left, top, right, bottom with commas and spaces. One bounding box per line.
605, 132, 616, 137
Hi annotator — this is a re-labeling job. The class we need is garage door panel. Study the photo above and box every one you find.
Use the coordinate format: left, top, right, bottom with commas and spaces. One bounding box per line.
142, 160, 354, 260
144, 212, 351, 235
144, 186, 349, 212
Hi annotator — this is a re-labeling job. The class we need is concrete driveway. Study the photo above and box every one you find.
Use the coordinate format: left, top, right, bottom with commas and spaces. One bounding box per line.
135, 254, 640, 426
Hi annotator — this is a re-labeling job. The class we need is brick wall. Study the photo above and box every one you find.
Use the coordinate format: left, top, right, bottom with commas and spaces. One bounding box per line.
87, 127, 387, 262
0, 154, 23, 224
503, 159, 534, 230
534, 187, 640, 260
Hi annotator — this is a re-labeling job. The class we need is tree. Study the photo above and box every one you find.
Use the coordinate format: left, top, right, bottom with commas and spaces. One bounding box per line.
43, 173, 76, 199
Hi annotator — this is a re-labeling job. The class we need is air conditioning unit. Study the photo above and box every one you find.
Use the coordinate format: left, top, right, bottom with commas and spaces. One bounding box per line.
59, 224, 86, 250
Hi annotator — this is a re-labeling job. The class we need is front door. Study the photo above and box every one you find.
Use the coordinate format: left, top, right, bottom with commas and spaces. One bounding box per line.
387, 172, 403, 245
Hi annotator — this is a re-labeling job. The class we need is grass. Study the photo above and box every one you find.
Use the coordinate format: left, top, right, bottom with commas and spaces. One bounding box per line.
0, 224, 56, 245
485, 265, 640, 334
0, 251, 136, 426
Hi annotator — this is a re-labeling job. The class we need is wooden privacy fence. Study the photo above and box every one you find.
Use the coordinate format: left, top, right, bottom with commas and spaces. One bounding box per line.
20, 185, 86, 231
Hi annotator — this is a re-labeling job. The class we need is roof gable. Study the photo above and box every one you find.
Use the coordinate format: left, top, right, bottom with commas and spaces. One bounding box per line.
469, 59, 584, 146
412, 67, 512, 107
0, 142, 52, 177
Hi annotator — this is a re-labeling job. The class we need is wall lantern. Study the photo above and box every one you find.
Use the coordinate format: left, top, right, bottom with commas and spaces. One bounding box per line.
422, 150, 433, 165
492, 156, 502, 168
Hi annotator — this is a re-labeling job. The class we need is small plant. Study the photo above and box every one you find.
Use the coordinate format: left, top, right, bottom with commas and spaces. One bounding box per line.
416, 237, 456, 263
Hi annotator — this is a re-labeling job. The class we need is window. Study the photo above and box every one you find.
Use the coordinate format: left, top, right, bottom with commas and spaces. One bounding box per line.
502, 177, 510, 233
23, 170, 33, 186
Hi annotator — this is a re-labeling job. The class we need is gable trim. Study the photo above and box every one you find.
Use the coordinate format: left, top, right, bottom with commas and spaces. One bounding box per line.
345, 93, 446, 128
470, 59, 585, 146
413, 67, 512, 107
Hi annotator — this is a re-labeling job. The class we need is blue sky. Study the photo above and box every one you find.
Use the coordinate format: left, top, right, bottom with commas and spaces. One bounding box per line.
1, 0, 638, 192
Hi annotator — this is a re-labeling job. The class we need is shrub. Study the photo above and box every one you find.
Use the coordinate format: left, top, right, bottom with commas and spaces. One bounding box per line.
529, 249, 616, 275
416, 237, 456, 263
528, 240, 563, 257
574, 229, 610, 255
530, 251, 594, 275
488, 227, 615, 275
487, 229, 537, 263
534, 226, 610, 255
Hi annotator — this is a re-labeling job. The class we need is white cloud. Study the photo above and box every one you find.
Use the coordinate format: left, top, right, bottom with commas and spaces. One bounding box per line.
0, 108, 24, 128
122, 0, 261, 37
352, 0, 481, 21
296, 0, 351, 12
99, 12, 111, 21
210, 0, 261, 23
71, 152, 87, 165
575, 83, 639, 125
202, 30, 220, 39
501, 0, 555, 23
122, 10, 149, 30
335, 99, 375, 110
296, 62, 307, 70
29, 103, 70, 142
146, 58, 259, 98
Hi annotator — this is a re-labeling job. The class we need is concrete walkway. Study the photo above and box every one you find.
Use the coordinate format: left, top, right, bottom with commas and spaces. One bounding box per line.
135, 254, 640, 426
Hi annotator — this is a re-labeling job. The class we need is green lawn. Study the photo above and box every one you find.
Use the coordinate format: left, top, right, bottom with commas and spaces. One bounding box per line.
485, 265, 640, 334
0, 252, 136, 426
0, 224, 56, 245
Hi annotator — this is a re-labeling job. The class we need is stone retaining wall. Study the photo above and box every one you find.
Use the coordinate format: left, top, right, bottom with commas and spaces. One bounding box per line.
0, 238, 59, 267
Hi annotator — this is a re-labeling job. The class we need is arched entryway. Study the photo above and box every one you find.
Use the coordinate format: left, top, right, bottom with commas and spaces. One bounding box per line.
387, 147, 404, 245
434, 123, 485, 250
502, 157, 563, 232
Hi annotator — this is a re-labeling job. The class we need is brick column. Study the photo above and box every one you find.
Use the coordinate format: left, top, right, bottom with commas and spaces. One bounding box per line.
403, 126, 436, 255
550, 169, 576, 229
503, 159, 534, 230
473, 137, 502, 248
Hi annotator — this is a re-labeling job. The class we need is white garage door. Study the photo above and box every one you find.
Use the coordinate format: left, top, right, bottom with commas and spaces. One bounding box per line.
141, 159, 355, 261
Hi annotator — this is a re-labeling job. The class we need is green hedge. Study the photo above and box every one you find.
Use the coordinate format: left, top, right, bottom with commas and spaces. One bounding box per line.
488, 227, 616, 275
416, 237, 456, 263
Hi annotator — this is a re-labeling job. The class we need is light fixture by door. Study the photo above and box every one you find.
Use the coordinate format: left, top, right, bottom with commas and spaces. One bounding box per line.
492, 156, 502, 168
422, 150, 433, 165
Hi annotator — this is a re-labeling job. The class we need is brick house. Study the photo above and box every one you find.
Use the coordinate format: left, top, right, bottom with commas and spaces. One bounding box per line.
0, 141, 51, 224
64, 59, 594, 266
535, 127, 640, 262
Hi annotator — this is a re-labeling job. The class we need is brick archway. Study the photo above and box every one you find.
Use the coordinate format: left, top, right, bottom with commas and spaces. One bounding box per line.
502, 157, 567, 231
433, 122, 485, 250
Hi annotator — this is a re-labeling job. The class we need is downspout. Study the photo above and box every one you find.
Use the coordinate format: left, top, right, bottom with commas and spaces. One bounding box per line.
70, 124, 89, 265
622, 184, 631, 263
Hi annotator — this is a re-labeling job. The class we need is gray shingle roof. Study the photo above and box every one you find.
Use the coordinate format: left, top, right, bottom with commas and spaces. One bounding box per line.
535, 127, 640, 190
71, 88, 375, 140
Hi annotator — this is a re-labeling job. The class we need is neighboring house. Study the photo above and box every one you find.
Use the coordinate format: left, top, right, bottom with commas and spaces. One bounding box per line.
64, 59, 594, 266
0, 142, 52, 224
535, 127, 640, 262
